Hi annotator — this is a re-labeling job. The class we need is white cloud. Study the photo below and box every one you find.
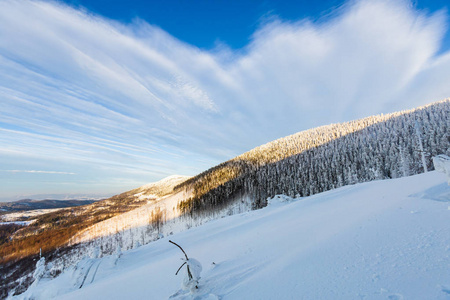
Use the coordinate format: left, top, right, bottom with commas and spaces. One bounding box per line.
5, 170, 76, 175
0, 0, 449, 197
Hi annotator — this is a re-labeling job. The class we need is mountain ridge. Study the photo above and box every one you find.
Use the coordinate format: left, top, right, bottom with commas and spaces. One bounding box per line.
0, 199, 98, 215
175, 99, 449, 214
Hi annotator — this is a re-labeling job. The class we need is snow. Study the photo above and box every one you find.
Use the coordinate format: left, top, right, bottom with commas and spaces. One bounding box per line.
12, 171, 450, 300
69, 189, 193, 246
139, 175, 190, 191
132, 192, 158, 201
1, 208, 66, 222
175, 258, 202, 294
0, 221, 34, 226
186, 258, 202, 283
69, 190, 253, 253
433, 155, 450, 184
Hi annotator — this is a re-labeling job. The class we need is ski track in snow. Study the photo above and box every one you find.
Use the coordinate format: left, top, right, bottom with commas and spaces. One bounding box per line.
12, 171, 450, 300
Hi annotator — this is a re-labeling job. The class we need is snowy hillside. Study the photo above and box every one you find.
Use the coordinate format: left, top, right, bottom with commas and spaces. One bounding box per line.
129, 175, 191, 200
176, 99, 449, 217
15, 171, 450, 300
69, 175, 193, 246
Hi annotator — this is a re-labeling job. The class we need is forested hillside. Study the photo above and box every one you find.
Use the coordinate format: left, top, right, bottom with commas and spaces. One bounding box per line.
176, 100, 449, 215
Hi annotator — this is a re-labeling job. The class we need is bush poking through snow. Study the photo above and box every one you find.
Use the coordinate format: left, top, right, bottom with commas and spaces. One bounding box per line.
181, 258, 202, 292
33, 256, 46, 285
169, 240, 202, 292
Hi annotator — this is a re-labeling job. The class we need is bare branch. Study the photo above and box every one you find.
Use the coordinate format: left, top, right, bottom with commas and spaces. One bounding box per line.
169, 240, 189, 260
169, 240, 193, 280
175, 262, 187, 275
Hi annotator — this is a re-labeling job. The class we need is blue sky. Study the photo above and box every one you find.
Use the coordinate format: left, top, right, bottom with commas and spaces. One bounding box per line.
1, 0, 450, 201
63, 0, 450, 52
62, 0, 347, 49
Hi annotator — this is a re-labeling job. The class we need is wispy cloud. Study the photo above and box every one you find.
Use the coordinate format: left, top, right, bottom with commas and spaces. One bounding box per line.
0, 0, 449, 198
5, 170, 76, 175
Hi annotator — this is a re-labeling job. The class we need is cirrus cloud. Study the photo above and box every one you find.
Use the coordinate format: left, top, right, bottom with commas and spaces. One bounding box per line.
5, 170, 76, 175
0, 0, 449, 199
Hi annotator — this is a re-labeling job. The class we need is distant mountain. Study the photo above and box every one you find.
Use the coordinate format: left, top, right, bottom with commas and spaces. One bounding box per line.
0, 199, 99, 214
0, 193, 112, 203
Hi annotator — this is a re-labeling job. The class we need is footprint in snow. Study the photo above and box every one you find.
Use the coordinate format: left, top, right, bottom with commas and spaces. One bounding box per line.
169, 291, 219, 300
441, 285, 450, 295
197, 294, 219, 300
387, 294, 403, 300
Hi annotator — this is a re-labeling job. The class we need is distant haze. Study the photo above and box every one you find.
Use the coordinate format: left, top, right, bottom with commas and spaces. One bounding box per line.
0, 193, 112, 203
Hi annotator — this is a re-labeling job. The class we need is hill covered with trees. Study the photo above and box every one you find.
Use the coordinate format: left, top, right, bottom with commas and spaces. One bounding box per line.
176, 99, 449, 216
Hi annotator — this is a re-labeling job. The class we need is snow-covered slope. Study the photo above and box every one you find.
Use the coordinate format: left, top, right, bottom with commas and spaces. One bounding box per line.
131, 175, 191, 200
69, 184, 252, 251
67, 175, 192, 245
14, 171, 450, 300
69, 189, 192, 246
